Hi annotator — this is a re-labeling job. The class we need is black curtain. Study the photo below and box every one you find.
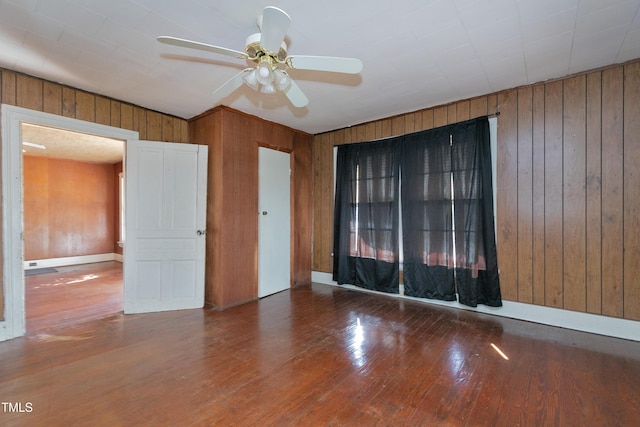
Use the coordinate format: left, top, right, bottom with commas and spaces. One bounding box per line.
333, 139, 399, 293
332, 117, 501, 307
451, 120, 501, 307
401, 128, 457, 301
401, 118, 501, 307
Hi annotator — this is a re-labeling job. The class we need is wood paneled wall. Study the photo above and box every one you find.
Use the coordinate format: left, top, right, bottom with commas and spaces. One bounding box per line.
313, 59, 640, 321
0, 70, 189, 142
190, 106, 313, 309
23, 155, 116, 260
0, 68, 189, 320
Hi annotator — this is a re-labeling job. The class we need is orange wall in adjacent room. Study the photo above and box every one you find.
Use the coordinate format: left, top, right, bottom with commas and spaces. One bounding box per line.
23, 155, 117, 260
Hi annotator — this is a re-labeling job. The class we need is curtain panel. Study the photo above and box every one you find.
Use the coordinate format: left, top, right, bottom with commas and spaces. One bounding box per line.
401, 127, 457, 301
333, 140, 400, 293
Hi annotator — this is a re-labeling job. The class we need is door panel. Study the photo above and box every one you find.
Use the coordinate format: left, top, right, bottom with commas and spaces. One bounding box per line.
258, 147, 291, 298
124, 140, 208, 314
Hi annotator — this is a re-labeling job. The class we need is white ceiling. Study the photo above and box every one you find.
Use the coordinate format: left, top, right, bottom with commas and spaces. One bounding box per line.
1, 0, 640, 135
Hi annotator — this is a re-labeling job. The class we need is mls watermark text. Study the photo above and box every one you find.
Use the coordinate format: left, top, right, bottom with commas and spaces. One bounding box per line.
2, 402, 33, 413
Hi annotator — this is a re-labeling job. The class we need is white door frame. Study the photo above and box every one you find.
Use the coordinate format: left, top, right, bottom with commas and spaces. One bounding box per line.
0, 104, 138, 341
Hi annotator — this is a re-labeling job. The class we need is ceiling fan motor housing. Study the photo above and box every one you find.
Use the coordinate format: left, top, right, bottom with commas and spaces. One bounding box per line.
245, 33, 287, 62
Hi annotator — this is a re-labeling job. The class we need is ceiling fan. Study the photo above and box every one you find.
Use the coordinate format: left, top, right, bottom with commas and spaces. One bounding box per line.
157, 6, 363, 108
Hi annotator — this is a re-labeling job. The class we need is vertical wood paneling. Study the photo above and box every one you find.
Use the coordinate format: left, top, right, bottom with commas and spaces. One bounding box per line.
313, 132, 334, 272
470, 96, 488, 118
585, 72, 603, 314
1, 69, 17, 104
135, 107, 147, 139
517, 86, 534, 303
62, 87, 75, 117
532, 85, 546, 305
457, 100, 470, 121
75, 91, 95, 122
421, 109, 434, 130
146, 111, 163, 141
447, 103, 457, 124
293, 134, 313, 285
43, 81, 62, 115
434, 106, 448, 127
496, 89, 518, 300
378, 118, 392, 139
162, 115, 173, 142
23, 156, 50, 260
405, 112, 418, 133
23, 156, 115, 260
544, 80, 564, 308
601, 67, 624, 318
563, 75, 587, 312
110, 101, 121, 128
365, 122, 375, 141
95, 96, 111, 126
16, 74, 43, 111
623, 62, 640, 320
120, 103, 134, 131
487, 94, 499, 116
391, 116, 404, 137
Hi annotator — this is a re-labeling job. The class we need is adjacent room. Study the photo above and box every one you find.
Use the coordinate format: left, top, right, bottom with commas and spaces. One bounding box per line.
21, 123, 124, 332
1, 1, 639, 425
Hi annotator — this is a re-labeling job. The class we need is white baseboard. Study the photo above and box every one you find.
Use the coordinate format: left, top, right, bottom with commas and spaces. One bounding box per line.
24, 253, 122, 270
312, 271, 640, 342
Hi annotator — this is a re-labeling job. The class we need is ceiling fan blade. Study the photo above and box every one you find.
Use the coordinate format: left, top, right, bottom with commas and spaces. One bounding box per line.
157, 36, 248, 59
287, 55, 363, 74
283, 79, 309, 108
212, 69, 251, 100
260, 6, 291, 53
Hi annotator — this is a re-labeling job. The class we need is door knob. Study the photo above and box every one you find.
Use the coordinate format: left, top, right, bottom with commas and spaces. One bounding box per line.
197, 229, 206, 236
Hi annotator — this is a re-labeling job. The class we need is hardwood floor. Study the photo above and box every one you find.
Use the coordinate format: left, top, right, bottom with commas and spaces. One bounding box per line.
25, 261, 123, 333
1, 283, 639, 426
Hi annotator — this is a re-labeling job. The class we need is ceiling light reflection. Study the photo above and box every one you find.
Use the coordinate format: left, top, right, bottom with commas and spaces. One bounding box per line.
490, 343, 509, 360
349, 317, 366, 368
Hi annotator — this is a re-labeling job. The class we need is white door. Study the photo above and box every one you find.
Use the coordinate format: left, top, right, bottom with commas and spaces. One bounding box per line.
124, 140, 208, 313
258, 147, 291, 298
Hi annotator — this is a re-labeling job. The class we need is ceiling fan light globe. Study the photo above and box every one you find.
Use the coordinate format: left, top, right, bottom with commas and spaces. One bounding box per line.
274, 69, 291, 91
256, 63, 274, 85
260, 82, 276, 94
243, 69, 259, 90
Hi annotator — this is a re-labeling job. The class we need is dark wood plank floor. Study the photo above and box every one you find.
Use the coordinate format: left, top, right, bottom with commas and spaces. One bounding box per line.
25, 261, 123, 333
2, 283, 639, 426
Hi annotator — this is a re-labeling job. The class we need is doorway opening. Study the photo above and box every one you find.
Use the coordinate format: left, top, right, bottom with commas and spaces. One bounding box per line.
1, 105, 139, 341
21, 122, 125, 333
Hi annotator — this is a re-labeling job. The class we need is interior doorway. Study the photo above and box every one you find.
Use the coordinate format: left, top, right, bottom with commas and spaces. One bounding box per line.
1, 105, 139, 341
21, 122, 125, 333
